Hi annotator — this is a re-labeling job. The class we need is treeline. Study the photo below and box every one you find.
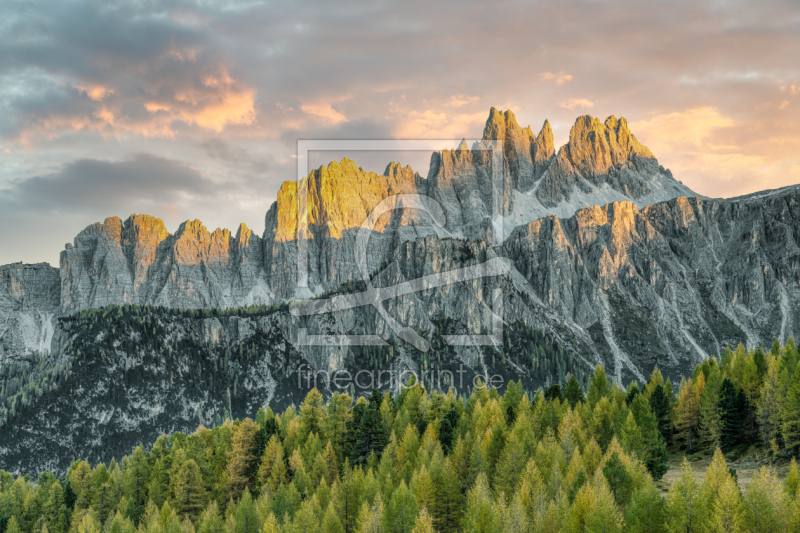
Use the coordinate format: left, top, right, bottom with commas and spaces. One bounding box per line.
670, 338, 800, 456
4, 341, 800, 532
60, 303, 290, 324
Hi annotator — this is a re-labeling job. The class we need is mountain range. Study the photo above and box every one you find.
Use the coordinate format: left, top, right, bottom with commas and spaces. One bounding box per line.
2, 107, 799, 474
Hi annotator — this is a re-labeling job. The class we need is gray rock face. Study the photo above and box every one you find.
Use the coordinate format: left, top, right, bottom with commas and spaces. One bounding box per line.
60, 215, 273, 311
0, 263, 60, 365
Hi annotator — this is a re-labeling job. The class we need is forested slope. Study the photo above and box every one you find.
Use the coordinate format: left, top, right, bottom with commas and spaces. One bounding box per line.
4, 339, 800, 532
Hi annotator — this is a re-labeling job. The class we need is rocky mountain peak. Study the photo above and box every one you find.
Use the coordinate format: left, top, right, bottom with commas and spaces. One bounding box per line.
532, 119, 556, 179
384, 161, 418, 181
566, 114, 655, 179
123, 214, 169, 241
235, 223, 253, 244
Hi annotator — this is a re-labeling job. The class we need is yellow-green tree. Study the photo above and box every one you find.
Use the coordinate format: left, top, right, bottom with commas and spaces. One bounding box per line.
174, 460, 207, 521
226, 419, 260, 501
667, 458, 703, 533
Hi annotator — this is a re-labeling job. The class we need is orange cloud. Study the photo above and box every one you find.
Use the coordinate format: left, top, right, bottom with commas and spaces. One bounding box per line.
631, 107, 800, 197
540, 71, 573, 84
559, 98, 594, 110
20, 68, 256, 141
393, 109, 488, 139
632, 107, 735, 148
75, 85, 114, 101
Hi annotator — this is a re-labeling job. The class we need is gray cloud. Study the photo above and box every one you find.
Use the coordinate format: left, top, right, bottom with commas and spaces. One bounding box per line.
0, 153, 215, 212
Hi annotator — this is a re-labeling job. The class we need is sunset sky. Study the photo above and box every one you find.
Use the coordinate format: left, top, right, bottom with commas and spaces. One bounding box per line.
1, 0, 799, 266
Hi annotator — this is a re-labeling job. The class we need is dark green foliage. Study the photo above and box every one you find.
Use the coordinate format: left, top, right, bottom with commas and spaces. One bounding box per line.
564, 374, 584, 407
499, 321, 584, 390
438, 408, 460, 453
350, 391, 388, 465
625, 383, 640, 405
718, 378, 742, 448
544, 384, 563, 402
501, 381, 524, 425
603, 452, 634, 507
648, 385, 671, 442
630, 395, 668, 480
568, 468, 588, 503
754, 346, 768, 379
647, 433, 669, 481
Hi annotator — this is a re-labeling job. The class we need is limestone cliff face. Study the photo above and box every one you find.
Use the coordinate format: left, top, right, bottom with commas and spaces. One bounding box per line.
60, 214, 168, 312
60, 215, 272, 311
262, 158, 427, 299
0, 263, 60, 365
501, 187, 800, 383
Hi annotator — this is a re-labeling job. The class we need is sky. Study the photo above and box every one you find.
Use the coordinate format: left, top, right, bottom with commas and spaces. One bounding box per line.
0, 0, 799, 266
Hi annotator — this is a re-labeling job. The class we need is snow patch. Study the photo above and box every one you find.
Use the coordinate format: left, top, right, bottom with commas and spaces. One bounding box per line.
499, 174, 699, 243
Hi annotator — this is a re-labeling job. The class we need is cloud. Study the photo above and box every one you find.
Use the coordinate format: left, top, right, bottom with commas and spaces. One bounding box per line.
199, 138, 275, 174
540, 72, 573, 84
444, 95, 481, 107
631, 107, 735, 149
0, 154, 217, 212
74, 85, 113, 101
300, 102, 348, 125
559, 98, 595, 110
393, 109, 489, 139
631, 107, 800, 196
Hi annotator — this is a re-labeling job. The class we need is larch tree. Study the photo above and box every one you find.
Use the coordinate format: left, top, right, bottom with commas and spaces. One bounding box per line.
667, 458, 704, 533
709, 475, 742, 533
567, 482, 596, 533
587, 366, 611, 409
785, 459, 800, 501
699, 363, 723, 450
323, 502, 345, 533
410, 507, 435, 533
326, 392, 354, 461
782, 364, 800, 453
740, 466, 786, 533
226, 419, 260, 501
586, 477, 624, 533
756, 355, 786, 448
460, 474, 500, 533
674, 376, 703, 452
355, 494, 385, 533
258, 435, 286, 493
382, 481, 417, 533
300, 389, 327, 444
625, 484, 667, 533
499, 493, 528, 533
174, 460, 207, 521
232, 490, 258, 533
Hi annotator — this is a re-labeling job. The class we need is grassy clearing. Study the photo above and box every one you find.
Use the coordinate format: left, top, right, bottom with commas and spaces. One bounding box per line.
655, 443, 793, 495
